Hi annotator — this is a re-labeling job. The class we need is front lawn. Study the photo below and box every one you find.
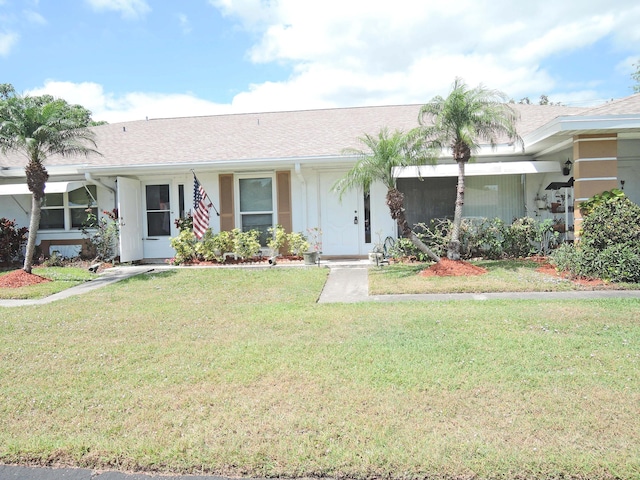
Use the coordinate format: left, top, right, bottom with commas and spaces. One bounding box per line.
1, 267, 639, 479
369, 258, 638, 295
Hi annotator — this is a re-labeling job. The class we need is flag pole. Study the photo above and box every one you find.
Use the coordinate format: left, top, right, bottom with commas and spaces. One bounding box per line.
191, 170, 220, 216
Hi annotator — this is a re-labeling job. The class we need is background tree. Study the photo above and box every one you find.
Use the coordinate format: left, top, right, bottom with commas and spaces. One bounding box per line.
419, 78, 523, 260
332, 128, 440, 263
0, 83, 16, 100
632, 61, 640, 93
0, 93, 100, 273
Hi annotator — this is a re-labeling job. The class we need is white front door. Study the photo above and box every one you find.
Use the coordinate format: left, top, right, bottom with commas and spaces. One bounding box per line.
142, 182, 176, 259
319, 171, 362, 256
117, 176, 144, 263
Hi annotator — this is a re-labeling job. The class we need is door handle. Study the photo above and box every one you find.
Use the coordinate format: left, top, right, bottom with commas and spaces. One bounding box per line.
354, 211, 359, 224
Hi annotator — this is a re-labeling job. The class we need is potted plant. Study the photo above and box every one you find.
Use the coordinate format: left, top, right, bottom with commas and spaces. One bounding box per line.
368, 230, 385, 264
304, 227, 322, 265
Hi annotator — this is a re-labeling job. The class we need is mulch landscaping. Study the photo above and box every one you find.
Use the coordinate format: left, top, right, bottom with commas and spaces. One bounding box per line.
0, 269, 51, 288
419, 258, 488, 277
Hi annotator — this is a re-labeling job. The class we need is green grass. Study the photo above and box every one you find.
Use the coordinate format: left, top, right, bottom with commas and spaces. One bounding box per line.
1, 267, 639, 479
0, 267, 97, 299
369, 259, 638, 294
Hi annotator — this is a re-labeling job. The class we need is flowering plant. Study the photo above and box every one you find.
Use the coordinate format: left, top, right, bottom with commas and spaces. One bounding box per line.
307, 227, 322, 253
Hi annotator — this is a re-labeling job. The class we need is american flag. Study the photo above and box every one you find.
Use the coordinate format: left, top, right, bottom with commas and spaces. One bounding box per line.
192, 176, 211, 239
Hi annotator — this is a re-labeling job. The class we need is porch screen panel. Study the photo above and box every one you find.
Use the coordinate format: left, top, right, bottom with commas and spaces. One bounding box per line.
464, 175, 524, 222
397, 177, 456, 228
219, 174, 234, 232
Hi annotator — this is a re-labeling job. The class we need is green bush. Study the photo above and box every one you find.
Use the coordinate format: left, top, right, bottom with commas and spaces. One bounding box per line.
195, 229, 220, 262
551, 191, 640, 282
597, 244, 640, 283
387, 237, 432, 262
210, 230, 235, 262
286, 231, 309, 256
169, 229, 198, 265
267, 225, 287, 255
232, 228, 262, 259
81, 209, 119, 261
502, 217, 541, 258
0, 217, 28, 264
411, 217, 556, 261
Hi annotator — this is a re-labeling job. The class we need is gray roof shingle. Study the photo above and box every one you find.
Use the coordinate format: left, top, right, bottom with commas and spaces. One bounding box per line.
1, 102, 591, 170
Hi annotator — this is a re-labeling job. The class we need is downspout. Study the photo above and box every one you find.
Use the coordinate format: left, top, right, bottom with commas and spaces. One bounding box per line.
294, 163, 307, 232
84, 172, 117, 209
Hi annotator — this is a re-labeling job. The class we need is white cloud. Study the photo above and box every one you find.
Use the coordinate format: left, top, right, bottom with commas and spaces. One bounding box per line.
84, 0, 150, 20
25, 80, 231, 123
23, 9, 47, 25
0, 31, 18, 56
207, 0, 640, 110
22, 0, 640, 122
178, 13, 191, 35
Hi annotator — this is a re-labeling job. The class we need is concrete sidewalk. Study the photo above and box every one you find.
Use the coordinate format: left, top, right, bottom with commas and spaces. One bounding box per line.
0, 464, 232, 479
0, 265, 156, 308
318, 264, 640, 303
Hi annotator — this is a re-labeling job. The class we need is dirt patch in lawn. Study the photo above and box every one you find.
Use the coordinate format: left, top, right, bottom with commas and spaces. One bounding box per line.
0, 269, 51, 288
419, 258, 488, 277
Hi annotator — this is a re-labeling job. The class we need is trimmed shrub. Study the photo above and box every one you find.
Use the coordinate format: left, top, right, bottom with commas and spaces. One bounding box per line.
551, 192, 640, 282
169, 229, 198, 265
286, 232, 309, 256
232, 228, 261, 259
0, 217, 28, 265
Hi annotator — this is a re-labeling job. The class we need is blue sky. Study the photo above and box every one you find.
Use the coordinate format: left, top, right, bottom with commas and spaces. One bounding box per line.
1, 0, 639, 123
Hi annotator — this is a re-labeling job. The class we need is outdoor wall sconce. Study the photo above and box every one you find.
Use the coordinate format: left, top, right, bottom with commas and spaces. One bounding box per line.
562, 159, 572, 176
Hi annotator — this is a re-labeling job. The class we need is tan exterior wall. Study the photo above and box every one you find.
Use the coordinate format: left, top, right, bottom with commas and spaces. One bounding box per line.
218, 173, 235, 232
572, 134, 618, 235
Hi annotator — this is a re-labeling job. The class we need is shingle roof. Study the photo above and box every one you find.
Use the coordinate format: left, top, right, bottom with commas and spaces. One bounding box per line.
578, 93, 640, 116
0, 102, 588, 170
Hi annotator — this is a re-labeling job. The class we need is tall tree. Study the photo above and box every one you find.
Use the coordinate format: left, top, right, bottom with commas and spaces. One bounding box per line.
632, 61, 640, 93
418, 78, 523, 260
333, 128, 440, 263
0, 93, 100, 273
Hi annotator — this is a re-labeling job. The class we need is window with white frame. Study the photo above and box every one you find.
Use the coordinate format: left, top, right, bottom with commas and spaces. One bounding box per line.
238, 176, 274, 245
40, 185, 98, 230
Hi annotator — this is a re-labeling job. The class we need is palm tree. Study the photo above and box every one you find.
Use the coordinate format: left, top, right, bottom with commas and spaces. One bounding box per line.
418, 78, 523, 260
333, 128, 440, 263
0, 95, 99, 273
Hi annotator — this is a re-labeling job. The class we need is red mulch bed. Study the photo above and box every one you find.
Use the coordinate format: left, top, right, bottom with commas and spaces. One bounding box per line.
419, 258, 488, 277
418, 256, 606, 287
0, 269, 51, 288
533, 259, 605, 287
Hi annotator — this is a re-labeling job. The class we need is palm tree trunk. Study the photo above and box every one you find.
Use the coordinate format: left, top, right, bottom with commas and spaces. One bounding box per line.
23, 194, 41, 273
447, 160, 465, 261
386, 188, 440, 263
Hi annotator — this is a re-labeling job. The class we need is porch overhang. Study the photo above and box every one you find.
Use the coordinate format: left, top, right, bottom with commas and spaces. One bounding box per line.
394, 161, 561, 178
0, 181, 87, 196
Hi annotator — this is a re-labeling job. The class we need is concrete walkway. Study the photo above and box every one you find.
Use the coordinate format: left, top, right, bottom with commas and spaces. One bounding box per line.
0, 265, 156, 308
0, 464, 229, 479
317, 264, 640, 303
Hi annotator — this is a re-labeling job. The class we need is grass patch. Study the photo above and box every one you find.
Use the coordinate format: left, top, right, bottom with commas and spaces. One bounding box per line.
369, 259, 637, 294
0, 267, 97, 300
1, 267, 639, 479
